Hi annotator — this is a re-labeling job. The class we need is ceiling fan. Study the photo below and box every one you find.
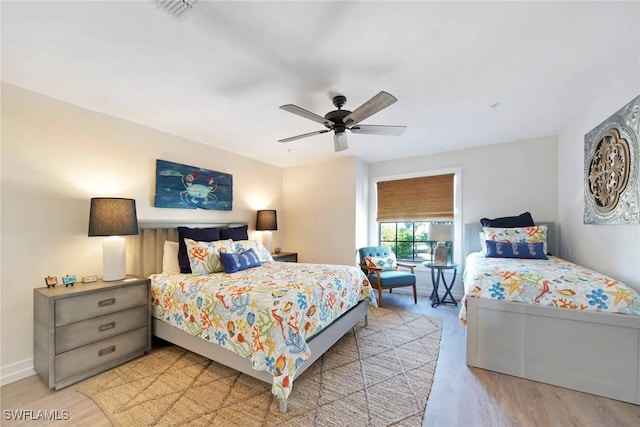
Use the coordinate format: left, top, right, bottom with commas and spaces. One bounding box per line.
278, 91, 406, 152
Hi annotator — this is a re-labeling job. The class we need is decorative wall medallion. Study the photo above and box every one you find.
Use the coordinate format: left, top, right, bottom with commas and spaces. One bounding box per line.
584, 95, 639, 224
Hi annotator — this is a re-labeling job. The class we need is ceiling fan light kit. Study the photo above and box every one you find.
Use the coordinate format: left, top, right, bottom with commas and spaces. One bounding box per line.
279, 91, 406, 152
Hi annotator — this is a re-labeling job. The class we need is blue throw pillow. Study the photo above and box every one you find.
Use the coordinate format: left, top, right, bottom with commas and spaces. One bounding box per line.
480, 212, 535, 228
219, 248, 262, 273
220, 225, 249, 240
177, 227, 221, 273
485, 241, 548, 260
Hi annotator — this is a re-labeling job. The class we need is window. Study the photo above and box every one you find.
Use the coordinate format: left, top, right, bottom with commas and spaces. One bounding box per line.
379, 221, 453, 262
376, 173, 455, 262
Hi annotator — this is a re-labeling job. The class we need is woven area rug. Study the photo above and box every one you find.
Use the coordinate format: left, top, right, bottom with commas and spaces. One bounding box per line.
79, 308, 442, 426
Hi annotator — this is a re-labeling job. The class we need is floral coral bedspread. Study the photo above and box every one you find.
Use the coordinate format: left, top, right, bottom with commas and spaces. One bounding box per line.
150, 261, 376, 400
459, 252, 640, 324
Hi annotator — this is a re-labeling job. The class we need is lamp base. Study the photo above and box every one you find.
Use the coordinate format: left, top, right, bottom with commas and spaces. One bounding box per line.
434, 242, 448, 265
261, 231, 273, 254
103, 236, 126, 281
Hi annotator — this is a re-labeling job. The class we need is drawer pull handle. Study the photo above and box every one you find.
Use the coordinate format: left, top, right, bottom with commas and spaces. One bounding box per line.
98, 298, 115, 307
98, 346, 116, 357
99, 322, 116, 332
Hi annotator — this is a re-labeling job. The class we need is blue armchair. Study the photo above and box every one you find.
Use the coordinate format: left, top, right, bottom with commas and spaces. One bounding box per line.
358, 246, 417, 308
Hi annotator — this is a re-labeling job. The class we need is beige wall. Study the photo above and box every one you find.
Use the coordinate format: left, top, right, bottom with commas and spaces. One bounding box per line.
558, 83, 640, 291
0, 84, 283, 383
282, 157, 361, 265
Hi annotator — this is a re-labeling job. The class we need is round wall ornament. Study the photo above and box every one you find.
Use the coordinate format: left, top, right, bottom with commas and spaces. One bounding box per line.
584, 95, 639, 224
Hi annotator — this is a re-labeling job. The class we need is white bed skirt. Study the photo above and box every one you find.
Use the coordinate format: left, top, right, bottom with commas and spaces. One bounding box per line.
466, 297, 640, 405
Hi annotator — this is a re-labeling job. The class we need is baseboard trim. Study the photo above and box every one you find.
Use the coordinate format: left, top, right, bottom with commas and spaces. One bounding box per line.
1, 358, 36, 386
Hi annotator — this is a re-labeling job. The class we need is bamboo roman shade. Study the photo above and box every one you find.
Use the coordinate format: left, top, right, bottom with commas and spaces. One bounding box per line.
377, 174, 454, 222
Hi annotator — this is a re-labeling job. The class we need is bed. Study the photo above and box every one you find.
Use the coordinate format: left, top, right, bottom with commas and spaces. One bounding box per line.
131, 221, 376, 412
461, 222, 640, 405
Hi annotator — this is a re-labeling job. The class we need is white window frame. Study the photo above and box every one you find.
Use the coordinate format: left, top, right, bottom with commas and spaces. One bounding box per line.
369, 167, 463, 265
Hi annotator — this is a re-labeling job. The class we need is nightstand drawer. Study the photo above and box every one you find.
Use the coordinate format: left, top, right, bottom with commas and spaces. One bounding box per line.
55, 327, 148, 382
55, 283, 148, 326
55, 305, 148, 354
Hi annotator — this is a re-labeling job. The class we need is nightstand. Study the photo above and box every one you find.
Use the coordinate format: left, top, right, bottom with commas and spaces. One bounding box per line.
34, 276, 151, 389
272, 252, 298, 263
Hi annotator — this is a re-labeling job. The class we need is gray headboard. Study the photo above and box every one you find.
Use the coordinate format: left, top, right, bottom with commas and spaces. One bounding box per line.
131, 220, 249, 277
464, 222, 557, 257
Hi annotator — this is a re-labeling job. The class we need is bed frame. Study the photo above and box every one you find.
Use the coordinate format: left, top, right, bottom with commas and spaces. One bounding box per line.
133, 221, 370, 412
463, 223, 640, 405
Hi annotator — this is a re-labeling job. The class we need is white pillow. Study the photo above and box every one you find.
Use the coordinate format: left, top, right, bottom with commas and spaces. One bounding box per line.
230, 240, 274, 262
479, 232, 488, 255
162, 241, 180, 273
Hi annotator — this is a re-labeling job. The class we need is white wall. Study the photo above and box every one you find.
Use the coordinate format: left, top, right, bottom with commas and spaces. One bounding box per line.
369, 136, 559, 297
0, 84, 283, 384
558, 86, 640, 291
282, 157, 360, 265
370, 135, 559, 227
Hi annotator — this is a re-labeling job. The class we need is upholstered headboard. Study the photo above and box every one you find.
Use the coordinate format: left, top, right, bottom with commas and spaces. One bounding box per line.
130, 220, 249, 277
464, 222, 557, 257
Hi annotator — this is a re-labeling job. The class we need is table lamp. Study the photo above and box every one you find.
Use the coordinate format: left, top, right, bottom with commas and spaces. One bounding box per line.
428, 223, 453, 265
88, 198, 139, 281
256, 209, 277, 253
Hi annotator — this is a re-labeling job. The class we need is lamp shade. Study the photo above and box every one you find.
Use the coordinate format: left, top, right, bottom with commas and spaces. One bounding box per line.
88, 198, 139, 236
256, 210, 277, 231
428, 223, 453, 242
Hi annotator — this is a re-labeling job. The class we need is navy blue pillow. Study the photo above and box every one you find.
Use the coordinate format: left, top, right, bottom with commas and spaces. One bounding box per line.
480, 212, 535, 228
219, 248, 261, 273
485, 241, 548, 260
177, 227, 221, 273
219, 225, 249, 240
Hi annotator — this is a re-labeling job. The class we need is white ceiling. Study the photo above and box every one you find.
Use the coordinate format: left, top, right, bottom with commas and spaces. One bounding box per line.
2, 1, 639, 168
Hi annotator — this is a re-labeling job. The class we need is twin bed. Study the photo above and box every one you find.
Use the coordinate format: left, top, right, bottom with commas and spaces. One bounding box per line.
132, 221, 375, 412
461, 222, 640, 405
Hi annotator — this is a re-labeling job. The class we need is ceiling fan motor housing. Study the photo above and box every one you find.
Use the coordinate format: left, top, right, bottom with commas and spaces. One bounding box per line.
324, 109, 351, 131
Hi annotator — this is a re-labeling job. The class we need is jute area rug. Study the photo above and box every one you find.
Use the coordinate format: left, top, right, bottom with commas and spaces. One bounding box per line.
79, 308, 442, 427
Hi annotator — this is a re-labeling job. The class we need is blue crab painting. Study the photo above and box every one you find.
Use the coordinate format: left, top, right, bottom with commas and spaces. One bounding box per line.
154, 159, 232, 210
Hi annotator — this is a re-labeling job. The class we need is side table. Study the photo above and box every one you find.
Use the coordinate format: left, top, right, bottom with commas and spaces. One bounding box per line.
424, 262, 458, 307
272, 252, 298, 263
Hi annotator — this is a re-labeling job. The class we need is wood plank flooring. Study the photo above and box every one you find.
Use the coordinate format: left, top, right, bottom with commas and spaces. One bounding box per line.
2, 293, 639, 426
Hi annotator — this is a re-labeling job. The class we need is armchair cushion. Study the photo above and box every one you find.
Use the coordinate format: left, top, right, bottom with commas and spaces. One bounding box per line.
367, 270, 417, 287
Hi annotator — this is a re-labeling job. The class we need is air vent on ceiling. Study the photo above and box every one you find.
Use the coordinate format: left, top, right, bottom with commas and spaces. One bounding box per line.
153, 0, 198, 19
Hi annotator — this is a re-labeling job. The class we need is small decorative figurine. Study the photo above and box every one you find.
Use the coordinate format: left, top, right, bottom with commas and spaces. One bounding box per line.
62, 275, 77, 287
45, 276, 58, 288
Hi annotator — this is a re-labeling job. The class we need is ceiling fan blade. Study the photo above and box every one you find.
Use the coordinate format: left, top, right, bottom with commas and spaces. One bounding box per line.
280, 104, 335, 126
350, 124, 407, 136
342, 91, 398, 126
334, 132, 349, 152
279, 129, 330, 143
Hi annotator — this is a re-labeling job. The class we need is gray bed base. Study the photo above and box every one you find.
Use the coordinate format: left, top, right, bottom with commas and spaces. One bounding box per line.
136, 221, 371, 412
153, 296, 369, 412
463, 223, 640, 404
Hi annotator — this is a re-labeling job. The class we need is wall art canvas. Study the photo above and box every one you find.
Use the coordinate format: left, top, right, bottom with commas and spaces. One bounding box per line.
584, 95, 639, 224
155, 159, 232, 210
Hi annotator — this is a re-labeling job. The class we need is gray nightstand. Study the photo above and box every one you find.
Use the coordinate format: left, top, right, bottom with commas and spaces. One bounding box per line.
34, 276, 151, 389
272, 252, 298, 263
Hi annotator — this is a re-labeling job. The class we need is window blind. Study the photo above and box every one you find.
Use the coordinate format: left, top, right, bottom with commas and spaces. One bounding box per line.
377, 174, 454, 222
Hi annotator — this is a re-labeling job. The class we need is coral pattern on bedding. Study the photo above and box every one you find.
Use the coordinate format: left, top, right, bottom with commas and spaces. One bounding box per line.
459, 252, 640, 324
150, 261, 376, 401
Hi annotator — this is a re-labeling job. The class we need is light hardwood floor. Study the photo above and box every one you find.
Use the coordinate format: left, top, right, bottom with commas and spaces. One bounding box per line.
2, 293, 639, 426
